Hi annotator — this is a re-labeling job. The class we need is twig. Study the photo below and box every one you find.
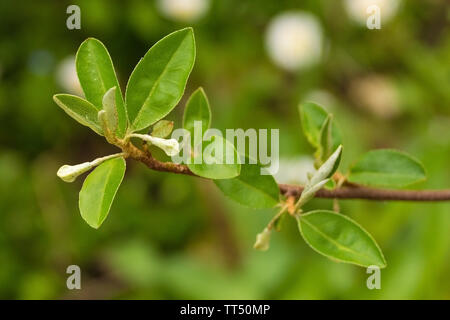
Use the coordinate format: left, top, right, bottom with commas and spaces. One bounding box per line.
279, 184, 450, 202
122, 142, 450, 202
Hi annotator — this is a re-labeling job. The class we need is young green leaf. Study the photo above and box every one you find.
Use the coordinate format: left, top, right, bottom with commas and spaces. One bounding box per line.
76, 38, 127, 137
297, 178, 330, 208
317, 114, 333, 163
102, 87, 118, 134
53, 94, 103, 135
297, 210, 386, 268
79, 157, 126, 229
188, 135, 241, 179
183, 87, 211, 141
299, 102, 341, 152
214, 162, 279, 208
152, 120, 174, 138
125, 28, 196, 131
348, 149, 426, 188
308, 145, 342, 187
296, 146, 342, 208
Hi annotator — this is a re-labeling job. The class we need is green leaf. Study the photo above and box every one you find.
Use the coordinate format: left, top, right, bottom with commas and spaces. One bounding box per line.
183, 87, 211, 141
214, 162, 279, 208
317, 114, 333, 163
53, 94, 103, 135
297, 210, 386, 268
151, 120, 174, 138
79, 157, 126, 229
348, 149, 426, 188
324, 179, 336, 190
299, 102, 341, 152
126, 28, 196, 131
102, 87, 118, 134
308, 145, 342, 187
76, 38, 127, 137
188, 135, 241, 179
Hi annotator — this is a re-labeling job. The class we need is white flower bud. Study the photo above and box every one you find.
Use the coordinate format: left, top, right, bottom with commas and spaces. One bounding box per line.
149, 136, 180, 157
130, 134, 180, 157
57, 162, 93, 183
253, 228, 272, 251
57, 153, 125, 183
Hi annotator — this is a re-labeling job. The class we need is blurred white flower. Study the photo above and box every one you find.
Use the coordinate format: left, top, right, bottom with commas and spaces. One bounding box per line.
344, 0, 401, 25
55, 56, 83, 96
304, 90, 337, 110
157, 0, 209, 22
265, 12, 323, 71
348, 74, 400, 119
274, 156, 315, 185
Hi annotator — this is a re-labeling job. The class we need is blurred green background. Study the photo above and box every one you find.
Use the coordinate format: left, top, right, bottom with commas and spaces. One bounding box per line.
0, 0, 449, 299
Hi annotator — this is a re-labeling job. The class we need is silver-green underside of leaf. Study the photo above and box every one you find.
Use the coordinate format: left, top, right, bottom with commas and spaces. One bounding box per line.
298, 210, 387, 268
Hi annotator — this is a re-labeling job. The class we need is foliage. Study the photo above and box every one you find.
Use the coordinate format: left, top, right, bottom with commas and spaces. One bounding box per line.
54, 30, 430, 270
1, 0, 449, 299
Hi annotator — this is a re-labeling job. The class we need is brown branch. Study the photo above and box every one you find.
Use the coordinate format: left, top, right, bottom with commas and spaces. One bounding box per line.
123, 142, 450, 202
279, 184, 450, 202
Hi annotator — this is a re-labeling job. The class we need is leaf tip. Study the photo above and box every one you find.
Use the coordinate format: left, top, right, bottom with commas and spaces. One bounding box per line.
184, 26, 194, 34
52, 94, 62, 103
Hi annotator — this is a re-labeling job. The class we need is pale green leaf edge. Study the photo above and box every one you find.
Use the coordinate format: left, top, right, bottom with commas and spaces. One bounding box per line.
53, 94, 103, 136
182, 87, 212, 134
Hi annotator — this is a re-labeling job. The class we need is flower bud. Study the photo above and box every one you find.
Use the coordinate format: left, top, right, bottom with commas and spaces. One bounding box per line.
149, 136, 180, 156
131, 134, 180, 157
57, 162, 92, 183
253, 228, 272, 251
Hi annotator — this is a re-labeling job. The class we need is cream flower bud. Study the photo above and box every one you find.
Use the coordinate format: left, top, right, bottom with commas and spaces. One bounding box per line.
57, 153, 125, 183
130, 134, 180, 157
149, 136, 180, 157
253, 228, 272, 251
57, 162, 93, 183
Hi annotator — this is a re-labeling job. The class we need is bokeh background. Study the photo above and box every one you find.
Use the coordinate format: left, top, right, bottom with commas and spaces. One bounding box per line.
0, 0, 449, 299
